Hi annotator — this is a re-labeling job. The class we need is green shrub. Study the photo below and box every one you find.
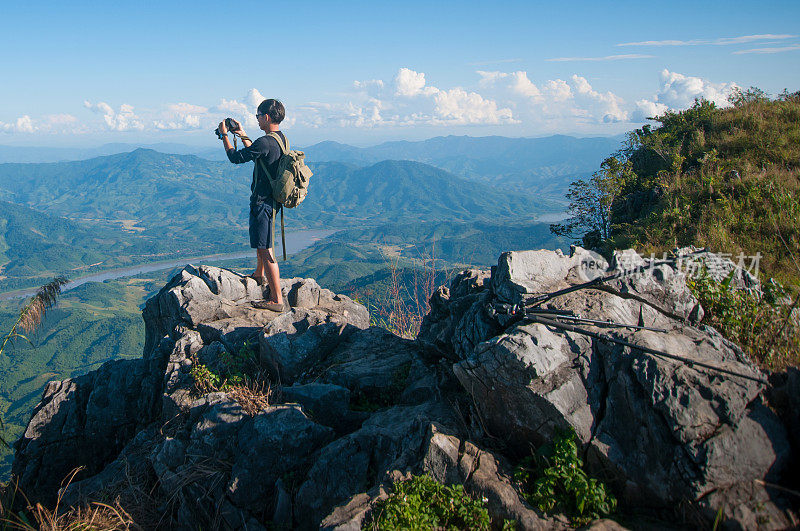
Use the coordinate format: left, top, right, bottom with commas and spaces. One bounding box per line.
687, 270, 800, 369
189, 341, 261, 394
189, 358, 221, 393
514, 429, 616, 526
364, 474, 491, 530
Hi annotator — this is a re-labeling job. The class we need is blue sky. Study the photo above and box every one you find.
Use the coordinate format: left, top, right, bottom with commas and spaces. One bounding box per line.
1, 0, 798, 147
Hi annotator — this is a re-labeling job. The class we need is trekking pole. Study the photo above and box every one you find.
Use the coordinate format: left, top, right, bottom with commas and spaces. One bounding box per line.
523, 259, 677, 309
527, 314, 767, 384
523, 249, 709, 309
525, 310, 668, 333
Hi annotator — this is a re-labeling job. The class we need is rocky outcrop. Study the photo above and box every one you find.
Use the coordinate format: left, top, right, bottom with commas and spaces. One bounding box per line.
11, 265, 552, 529
10, 253, 799, 529
419, 247, 797, 528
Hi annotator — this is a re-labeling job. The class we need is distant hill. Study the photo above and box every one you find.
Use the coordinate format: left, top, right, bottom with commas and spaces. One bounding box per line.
305, 160, 559, 225
0, 142, 223, 164
303, 134, 623, 197
0, 134, 620, 199
0, 150, 557, 290
0, 200, 195, 291
0, 150, 557, 232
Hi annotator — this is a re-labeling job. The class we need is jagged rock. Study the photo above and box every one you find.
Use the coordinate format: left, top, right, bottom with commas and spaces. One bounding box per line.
419, 268, 500, 362
281, 383, 366, 434
421, 247, 793, 525
294, 402, 458, 528
317, 327, 422, 402
259, 304, 369, 384
12, 357, 163, 506
226, 405, 335, 508
421, 425, 560, 530
12, 256, 798, 530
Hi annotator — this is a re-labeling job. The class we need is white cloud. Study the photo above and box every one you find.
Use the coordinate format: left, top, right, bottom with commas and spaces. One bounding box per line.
44, 114, 77, 125
295, 67, 515, 128
474, 70, 636, 124
733, 44, 800, 55
543, 79, 572, 102
394, 68, 438, 97
547, 54, 654, 62
570, 75, 628, 122
654, 69, 738, 108
245, 88, 266, 108
510, 71, 542, 99
84, 101, 144, 131
631, 69, 738, 121
212, 90, 265, 129
634, 99, 668, 120
153, 102, 208, 131
354, 79, 384, 89
433, 88, 516, 125
0, 115, 36, 134
477, 70, 509, 87
618, 33, 796, 47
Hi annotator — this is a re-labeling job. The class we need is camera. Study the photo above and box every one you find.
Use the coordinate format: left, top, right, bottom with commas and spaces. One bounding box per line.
214, 117, 240, 138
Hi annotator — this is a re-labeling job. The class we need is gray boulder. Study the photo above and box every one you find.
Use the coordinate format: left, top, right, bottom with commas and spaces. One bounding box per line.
11, 357, 163, 506
421, 247, 791, 523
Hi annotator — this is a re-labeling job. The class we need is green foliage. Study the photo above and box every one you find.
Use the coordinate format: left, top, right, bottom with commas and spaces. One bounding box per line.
687, 270, 800, 369
190, 341, 259, 394
555, 91, 800, 292
0, 276, 154, 479
364, 475, 491, 530
189, 359, 222, 393
514, 429, 616, 526
550, 157, 632, 247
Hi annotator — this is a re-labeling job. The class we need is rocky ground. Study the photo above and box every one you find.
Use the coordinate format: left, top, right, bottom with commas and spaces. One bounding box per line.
7, 249, 800, 529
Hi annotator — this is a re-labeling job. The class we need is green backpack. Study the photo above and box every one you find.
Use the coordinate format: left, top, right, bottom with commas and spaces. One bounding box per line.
257, 132, 313, 260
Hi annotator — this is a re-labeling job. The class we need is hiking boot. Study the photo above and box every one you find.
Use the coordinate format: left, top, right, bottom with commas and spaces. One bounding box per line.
251, 300, 286, 312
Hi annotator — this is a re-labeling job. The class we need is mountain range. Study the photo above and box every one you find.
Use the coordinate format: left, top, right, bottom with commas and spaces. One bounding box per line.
0, 134, 621, 199
0, 149, 560, 291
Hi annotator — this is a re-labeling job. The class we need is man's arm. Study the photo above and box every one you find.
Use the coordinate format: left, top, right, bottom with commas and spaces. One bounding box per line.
218, 120, 253, 151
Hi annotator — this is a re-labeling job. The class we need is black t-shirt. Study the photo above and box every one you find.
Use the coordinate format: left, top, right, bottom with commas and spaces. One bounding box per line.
226, 131, 286, 202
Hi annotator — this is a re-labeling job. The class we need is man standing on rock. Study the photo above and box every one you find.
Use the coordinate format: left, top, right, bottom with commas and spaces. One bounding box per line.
218, 99, 286, 312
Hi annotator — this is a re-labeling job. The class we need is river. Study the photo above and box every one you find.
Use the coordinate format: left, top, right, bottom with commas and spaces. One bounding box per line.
0, 229, 337, 301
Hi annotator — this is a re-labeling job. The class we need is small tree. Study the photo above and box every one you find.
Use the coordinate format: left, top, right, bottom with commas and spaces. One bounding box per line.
550, 157, 629, 249
728, 86, 770, 107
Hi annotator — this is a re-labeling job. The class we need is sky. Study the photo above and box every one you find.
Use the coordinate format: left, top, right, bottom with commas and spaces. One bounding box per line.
1, 0, 799, 148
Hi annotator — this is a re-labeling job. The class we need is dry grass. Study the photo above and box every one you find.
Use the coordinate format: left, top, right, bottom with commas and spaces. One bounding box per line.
1, 468, 141, 531
365, 246, 447, 340
226, 378, 277, 416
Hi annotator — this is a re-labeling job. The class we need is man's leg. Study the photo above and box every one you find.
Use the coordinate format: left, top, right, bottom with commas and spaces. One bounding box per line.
254, 250, 265, 278
257, 247, 282, 304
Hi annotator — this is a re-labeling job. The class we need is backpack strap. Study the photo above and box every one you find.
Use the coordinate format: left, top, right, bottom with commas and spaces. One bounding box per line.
280, 205, 286, 261
267, 132, 289, 154
264, 132, 289, 261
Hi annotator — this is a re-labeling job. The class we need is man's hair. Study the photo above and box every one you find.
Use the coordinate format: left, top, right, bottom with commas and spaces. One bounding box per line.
258, 99, 285, 124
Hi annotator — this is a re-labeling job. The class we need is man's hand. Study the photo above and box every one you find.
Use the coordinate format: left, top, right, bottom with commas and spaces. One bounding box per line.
218, 121, 227, 135
228, 118, 243, 133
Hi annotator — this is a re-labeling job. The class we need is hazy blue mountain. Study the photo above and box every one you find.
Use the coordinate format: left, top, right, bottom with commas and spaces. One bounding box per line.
303, 134, 623, 198
0, 150, 557, 291
0, 142, 225, 164
304, 160, 559, 225
0, 150, 557, 232
1, 134, 621, 194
